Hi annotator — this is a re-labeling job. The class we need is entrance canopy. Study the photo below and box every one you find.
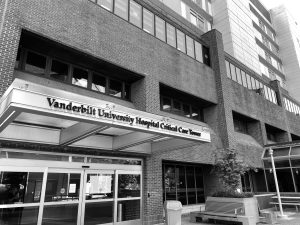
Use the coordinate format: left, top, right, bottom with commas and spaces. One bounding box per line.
0, 79, 211, 154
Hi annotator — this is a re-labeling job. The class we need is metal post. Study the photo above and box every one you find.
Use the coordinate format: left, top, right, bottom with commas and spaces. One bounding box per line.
269, 148, 286, 218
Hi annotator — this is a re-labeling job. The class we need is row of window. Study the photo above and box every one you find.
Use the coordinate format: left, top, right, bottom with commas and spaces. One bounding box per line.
160, 96, 203, 122
15, 48, 130, 100
257, 45, 283, 74
284, 97, 300, 116
225, 60, 278, 105
89, 0, 210, 66
180, 2, 212, 32
254, 28, 279, 56
251, 6, 276, 43
233, 113, 284, 145
190, 0, 212, 16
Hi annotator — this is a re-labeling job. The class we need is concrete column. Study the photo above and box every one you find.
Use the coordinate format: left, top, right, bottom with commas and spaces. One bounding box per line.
131, 75, 160, 114
201, 29, 235, 149
269, 80, 292, 142
270, 80, 283, 107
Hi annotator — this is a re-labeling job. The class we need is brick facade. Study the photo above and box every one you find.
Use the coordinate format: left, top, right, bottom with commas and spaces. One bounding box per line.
1, 0, 300, 224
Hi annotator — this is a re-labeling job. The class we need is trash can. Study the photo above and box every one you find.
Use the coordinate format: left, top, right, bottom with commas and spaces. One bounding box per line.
164, 200, 182, 225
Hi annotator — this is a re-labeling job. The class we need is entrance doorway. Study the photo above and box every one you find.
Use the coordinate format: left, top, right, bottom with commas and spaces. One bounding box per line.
0, 153, 142, 225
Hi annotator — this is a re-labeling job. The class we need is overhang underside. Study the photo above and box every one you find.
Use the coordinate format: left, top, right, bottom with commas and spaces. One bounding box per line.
0, 79, 211, 154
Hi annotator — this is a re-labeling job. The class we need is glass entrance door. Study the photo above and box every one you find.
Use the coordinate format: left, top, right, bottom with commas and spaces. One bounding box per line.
0, 166, 142, 225
41, 168, 82, 225
81, 170, 142, 225
81, 170, 114, 225
115, 171, 141, 225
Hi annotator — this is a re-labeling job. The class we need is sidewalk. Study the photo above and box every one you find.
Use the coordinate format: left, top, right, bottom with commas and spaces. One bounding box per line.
181, 215, 222, 225
181, 210, 300, 225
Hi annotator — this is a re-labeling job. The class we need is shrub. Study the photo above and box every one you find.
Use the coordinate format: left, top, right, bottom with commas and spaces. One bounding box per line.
213, 148, 252, 193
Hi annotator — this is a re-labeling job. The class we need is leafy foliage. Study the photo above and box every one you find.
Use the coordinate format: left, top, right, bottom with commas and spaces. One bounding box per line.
213, 148, 251, 192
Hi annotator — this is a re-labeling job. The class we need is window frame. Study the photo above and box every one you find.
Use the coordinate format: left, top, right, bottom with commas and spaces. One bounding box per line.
160, 94, 204, 122
17, 48, 131, 101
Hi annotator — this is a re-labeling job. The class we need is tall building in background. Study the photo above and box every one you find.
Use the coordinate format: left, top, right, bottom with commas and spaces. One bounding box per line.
271, 5, 300, 101
160, 0, 300, 114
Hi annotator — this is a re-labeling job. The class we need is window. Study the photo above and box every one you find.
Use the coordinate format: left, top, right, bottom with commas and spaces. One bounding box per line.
129, 0, 142, 28
18, 46, 132, 100
160, 86, 205, 122
25, 51, 47, 75
191, 107, 201, 121
183, 104, 191, 118
124, 84, 130, 100
92, 73, 106, 93
225, 61, 231, 78
230, 64, 237, 81
265, 52, 271, 63
97, 0, 113, 11
181, 1, 187, 18
190, 11, 204, 30
268, 69, 275, 80
241, 71, 247, 88
251, 77, 257, 89
143, 8, 154, 35
262, 36, 270, 49
89, 0, 211, 67
114, 0, 128, 20
161, 95, 204, 121
186, 36, 195, 58
246, 74, 252, 89
109, 79, 122, 98
233, 117, 248, 134
161, 97, 172, 112
176, 30, 186, 53
202, 46, 210, 66
201, 0, 206, 11
195, 41, 203, 63
166, 23, 176, 47
50, 60, 69, 82
236, 68, 242, 85
72, 67, 88, 88
163, 163, 205, 205
155, 16, 166, 42
241, 173, 252, 192
207, 0, 212, 15
259, 20, 266, 32
172, 100, 182, 115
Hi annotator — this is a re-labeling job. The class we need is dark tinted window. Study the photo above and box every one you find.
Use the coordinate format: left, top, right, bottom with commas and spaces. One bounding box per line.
50, 60, 69, 82
109, 80, 122, 97
124, 84, 130, 100
162, 97, 171, 111
202, 46, 210, 66
72, 67, 88, 88
92, 73, 106, 93
25, 52, 47, 75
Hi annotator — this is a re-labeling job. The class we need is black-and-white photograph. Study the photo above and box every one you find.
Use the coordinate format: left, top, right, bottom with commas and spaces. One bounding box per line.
0, 0, 300, 224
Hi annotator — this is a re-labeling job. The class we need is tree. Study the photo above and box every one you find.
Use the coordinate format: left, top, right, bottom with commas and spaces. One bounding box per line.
213, 148, 251, 192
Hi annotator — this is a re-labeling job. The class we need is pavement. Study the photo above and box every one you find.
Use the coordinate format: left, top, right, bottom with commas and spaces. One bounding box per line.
181, 210, 300, 225
181, 215, 222, 225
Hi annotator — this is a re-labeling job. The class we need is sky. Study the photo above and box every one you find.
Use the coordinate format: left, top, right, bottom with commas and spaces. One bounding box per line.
262, 0, 300, 24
